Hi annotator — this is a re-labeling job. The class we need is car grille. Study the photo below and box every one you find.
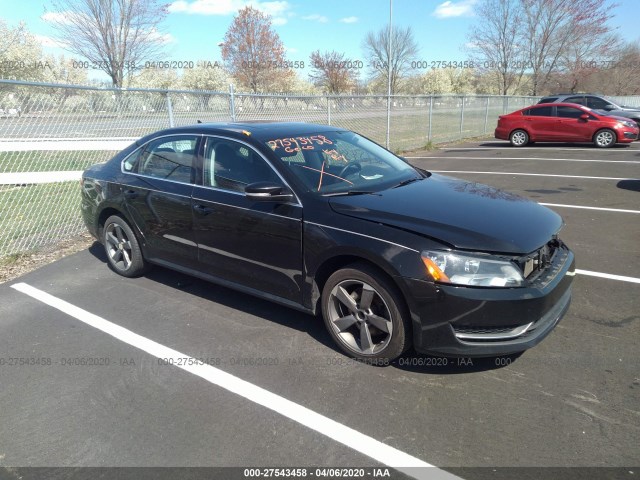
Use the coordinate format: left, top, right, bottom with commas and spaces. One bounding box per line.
517, 238, 562, 281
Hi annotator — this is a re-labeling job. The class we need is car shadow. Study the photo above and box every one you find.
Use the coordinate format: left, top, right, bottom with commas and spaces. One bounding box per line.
617, 179, 640, 192
88, 242, 337, 352
89, 242, 520, 373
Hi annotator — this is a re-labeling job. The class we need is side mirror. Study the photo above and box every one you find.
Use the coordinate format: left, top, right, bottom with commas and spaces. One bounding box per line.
580, 114, 589, 120
245, 182, 294, 202
603, 104, 615, 111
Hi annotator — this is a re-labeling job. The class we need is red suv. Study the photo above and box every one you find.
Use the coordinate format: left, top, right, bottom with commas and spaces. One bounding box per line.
495, 102, 639, 147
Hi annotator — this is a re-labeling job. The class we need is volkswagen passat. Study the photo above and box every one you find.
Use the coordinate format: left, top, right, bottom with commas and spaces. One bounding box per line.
81, 122, 575, 362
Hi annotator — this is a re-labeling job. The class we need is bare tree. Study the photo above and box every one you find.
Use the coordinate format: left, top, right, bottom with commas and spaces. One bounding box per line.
221, 6, 293, 93
468, 0, 526, 95
362, 25, 418, 94
588, 41, 640, 95
522, 0, 616, 95
309, 50, 358, 94
46, 0, 168, 87
554, 33, 620, 93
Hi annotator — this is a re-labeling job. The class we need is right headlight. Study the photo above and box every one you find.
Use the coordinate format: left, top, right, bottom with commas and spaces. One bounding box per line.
618, 120, 636, 128
421, 250, 524, 287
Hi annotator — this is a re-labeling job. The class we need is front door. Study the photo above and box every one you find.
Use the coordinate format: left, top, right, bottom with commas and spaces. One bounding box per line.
191, 136, 303, 304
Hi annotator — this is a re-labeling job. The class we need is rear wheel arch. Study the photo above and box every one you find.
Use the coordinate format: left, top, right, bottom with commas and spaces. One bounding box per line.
509, 128, 530, 147
97, 207, 139, 241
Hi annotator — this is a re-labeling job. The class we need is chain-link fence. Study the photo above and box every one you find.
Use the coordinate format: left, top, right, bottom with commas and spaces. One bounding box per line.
0, 78, 565, 259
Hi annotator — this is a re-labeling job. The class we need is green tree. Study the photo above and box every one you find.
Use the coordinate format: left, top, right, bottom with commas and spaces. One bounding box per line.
0, 20, 44, 81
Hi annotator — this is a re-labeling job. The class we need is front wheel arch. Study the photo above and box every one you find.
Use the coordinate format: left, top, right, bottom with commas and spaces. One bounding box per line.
320, 261, 413, 362
593, 128, 617, 148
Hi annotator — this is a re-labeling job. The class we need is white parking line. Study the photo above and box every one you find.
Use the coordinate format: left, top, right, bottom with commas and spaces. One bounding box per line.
9, 282, 461, 480
540, 203, 640, 214
576, 270, 640, 284
431, 171, 636, 181
407, 156, 640, 164
441, 147, 640, 152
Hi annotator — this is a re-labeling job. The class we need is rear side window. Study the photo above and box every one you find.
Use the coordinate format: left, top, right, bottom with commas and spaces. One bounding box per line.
136, 135, 199, 183
539, 97, 558, 104
525, 106, 553, 116
564, 96, 586, 105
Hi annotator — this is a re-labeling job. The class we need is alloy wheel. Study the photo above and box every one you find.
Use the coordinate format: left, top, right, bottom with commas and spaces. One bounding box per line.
105, 222, 133, 271
327, 280, 394, 355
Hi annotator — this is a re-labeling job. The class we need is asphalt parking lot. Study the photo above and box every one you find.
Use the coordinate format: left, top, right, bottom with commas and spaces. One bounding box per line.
1, 139, 638, 480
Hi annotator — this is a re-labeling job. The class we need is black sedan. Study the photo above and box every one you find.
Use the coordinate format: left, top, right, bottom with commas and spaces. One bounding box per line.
81, 122, 575, 362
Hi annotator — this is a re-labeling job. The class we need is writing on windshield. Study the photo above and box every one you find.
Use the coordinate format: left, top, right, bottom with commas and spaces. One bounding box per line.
267, 135, 333, 154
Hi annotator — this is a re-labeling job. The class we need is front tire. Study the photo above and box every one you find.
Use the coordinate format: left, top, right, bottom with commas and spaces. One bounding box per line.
509, 129, 529, 147
593, 129, 616, 148
321, 263, 411, 363
103, 215, 148, 277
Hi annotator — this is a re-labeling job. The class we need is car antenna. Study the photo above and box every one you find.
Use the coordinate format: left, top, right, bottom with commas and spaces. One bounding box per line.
197, 119, 202, 124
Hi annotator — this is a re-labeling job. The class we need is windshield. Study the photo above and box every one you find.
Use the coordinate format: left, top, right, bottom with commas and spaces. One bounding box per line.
264, 130, 421, 195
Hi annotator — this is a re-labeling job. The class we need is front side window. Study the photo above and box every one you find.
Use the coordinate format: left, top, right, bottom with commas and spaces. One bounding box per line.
136, 135, 198, 183
586, 96, 614, 110
203, 138, 280, 193
264, 130, 420, 195
556, 106, 585, 118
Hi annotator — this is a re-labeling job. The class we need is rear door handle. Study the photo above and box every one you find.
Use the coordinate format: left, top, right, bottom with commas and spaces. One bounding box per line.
193, 204, 214, 215
123, 189, 139, 199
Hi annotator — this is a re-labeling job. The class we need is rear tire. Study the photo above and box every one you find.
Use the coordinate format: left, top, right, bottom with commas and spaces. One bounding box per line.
321, 263, 411, 363
509, 129, 529, 147
103, 215, 149, 277
593, 129, 616, 148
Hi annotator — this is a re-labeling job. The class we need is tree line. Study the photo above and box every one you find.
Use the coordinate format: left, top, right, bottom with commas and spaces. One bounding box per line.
1, 0, 639, 96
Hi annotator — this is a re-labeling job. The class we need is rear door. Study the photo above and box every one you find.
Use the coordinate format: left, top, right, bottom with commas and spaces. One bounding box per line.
522, 105, 557, 140
191, 136, 304, 304
122, 134, 200, 268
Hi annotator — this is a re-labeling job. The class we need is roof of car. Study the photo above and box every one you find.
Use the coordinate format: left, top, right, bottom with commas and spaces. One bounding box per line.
528, 102, 590, 108
153, 121, 346, 141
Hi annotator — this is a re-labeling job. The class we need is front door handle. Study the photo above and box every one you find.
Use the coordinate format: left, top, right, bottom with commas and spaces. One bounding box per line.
193, 204, 214, 215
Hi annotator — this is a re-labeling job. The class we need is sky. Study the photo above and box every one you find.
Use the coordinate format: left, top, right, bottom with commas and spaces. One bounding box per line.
1, 0, 637, 83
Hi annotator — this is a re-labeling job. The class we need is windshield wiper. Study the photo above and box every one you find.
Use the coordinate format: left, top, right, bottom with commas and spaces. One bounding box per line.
322, 190, 379, 197
391, 176, 422, 189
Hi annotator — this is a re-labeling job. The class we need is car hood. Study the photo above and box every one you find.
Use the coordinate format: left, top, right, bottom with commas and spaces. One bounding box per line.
328, 174, 563, 254
595, 109, 640, 118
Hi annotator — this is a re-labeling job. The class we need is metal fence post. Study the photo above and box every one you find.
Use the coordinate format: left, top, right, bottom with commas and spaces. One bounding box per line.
428, 96, 433, 142
459, 95, 465, 138
327, 96, 331, 125
229, 84, 236, 122
484, 96, 489, 134
166, 91, 175, 127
